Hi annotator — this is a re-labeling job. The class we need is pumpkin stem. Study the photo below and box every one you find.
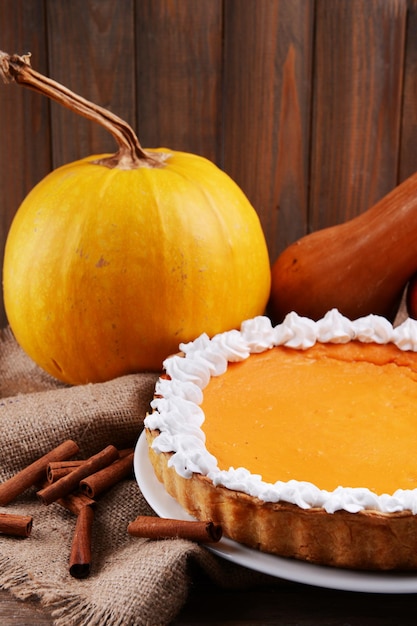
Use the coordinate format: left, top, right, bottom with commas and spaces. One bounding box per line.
0, 51, 167, 170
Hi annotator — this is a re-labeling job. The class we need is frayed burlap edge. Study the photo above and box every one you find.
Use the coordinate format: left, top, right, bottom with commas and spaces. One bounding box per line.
0, 552, 186, 626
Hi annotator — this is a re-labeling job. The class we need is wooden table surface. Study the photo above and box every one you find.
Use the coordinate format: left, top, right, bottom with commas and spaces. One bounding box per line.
2, 575, 417, 625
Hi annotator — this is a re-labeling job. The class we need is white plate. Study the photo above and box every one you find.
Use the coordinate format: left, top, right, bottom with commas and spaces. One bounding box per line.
134, 431, 417, 594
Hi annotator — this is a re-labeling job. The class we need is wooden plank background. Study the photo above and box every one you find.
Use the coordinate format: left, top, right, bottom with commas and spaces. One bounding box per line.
0, 0, 416, 329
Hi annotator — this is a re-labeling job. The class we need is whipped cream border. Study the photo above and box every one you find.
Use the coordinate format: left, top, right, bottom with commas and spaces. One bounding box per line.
144, 309, 417, 515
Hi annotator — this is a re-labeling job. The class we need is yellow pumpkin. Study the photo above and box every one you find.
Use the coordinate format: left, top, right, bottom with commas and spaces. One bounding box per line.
1, 52, 271, 384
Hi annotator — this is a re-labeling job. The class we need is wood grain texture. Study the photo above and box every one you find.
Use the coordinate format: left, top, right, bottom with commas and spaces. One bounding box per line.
0, 0, 51, 326
134, 0, 223, 163
309, 0, 407, 230
222, 0, 314, 262
46, 0, 136, 168
399, 0, 417, 180
3, 582, 417, 625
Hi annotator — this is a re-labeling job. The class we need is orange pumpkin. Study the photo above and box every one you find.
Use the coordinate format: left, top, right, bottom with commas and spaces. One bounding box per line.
1, 52, 271, 385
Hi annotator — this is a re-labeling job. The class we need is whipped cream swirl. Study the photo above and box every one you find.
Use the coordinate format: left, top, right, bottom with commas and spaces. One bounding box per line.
144, 309, 417, 514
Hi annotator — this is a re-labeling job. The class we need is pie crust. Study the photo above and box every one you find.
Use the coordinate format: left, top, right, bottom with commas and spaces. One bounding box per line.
145, 428, 417, 570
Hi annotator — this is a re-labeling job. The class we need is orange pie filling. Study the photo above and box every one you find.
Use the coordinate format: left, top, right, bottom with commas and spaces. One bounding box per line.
200, 342, 417, 495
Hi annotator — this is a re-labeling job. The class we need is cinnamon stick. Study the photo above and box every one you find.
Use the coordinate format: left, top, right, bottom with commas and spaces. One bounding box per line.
0, 512, 33, 537
37, 445, 119, 505
46, 449, 132, 484
127, 516, 223, 543
57, 492, 96, 516
46, 460, 86, 483
69, 505, 94, 578
118, 448, 134, 458
0, 439, 80, 506
79, 451, 134, 498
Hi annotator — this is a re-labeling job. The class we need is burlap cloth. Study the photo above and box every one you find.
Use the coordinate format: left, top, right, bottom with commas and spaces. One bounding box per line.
0, 328, 273, 625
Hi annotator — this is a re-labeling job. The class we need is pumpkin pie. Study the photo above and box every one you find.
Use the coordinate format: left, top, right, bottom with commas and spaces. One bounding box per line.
144, 309, 417, 570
